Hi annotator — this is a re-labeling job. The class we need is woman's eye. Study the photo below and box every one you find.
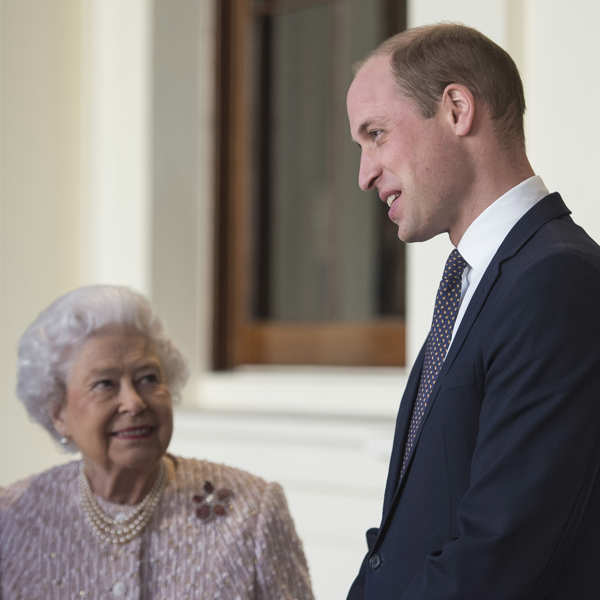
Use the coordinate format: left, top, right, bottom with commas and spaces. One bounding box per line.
92, 379, 114, 391
138, 373, 160, 385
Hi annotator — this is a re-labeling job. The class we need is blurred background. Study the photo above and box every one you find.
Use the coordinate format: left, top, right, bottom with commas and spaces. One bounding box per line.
2, 0, 600, 597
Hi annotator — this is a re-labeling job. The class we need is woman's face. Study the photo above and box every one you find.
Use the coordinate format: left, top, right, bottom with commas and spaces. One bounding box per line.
53, 326, 173, 475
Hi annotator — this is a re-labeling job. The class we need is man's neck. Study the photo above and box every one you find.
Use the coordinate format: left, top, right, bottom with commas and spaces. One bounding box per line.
450, 148, 534, 246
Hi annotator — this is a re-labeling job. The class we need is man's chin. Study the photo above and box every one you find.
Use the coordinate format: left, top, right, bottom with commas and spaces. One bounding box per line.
397, 225, 443, 244
396, 227, 420, 243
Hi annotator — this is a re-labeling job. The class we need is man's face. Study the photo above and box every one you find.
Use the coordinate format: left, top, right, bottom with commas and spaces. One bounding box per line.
347, 54, 469, 243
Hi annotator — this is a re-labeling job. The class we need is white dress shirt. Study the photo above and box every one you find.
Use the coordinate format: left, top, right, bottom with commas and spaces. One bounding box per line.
450, 175, 550, 343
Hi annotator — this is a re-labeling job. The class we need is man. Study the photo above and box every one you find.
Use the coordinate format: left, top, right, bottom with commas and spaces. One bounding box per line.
346, 23, 600, 599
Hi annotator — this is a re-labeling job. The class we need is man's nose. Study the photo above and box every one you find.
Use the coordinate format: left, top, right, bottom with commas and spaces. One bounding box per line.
358, 151, 381, 191
119, 381, 147, 414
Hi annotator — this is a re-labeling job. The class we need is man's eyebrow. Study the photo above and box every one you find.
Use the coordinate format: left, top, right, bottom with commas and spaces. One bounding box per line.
357, 117, 386, 137
357, 120, 373, 137
351, 123, 370, 148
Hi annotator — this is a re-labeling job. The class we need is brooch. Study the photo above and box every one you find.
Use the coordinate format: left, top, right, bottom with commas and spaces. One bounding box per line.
193, 480, 234, 520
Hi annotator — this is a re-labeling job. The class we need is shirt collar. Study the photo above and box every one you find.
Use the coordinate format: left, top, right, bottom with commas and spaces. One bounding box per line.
457, 175, 549, 273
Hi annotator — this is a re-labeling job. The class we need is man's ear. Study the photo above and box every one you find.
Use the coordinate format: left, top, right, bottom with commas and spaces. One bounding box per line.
440, 83, 475, 136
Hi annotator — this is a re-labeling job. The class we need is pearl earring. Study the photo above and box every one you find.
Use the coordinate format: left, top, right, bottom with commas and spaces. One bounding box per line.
60, 436, 69, 445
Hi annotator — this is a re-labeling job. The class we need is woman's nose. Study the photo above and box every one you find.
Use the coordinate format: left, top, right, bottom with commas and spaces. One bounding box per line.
118, 381, 147, 414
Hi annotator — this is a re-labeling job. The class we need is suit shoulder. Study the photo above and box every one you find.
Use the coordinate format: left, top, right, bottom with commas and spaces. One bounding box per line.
522, 214, 600, 268
524, 248, 600, 291
502, 227, 600, 299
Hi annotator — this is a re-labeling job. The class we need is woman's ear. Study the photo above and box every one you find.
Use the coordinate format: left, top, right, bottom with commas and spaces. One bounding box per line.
440, 83, 475, 137
52, 402, 69, 437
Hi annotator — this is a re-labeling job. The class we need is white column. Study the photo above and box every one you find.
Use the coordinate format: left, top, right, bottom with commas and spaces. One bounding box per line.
405, 0, 512, 363
80, 0, 152, 294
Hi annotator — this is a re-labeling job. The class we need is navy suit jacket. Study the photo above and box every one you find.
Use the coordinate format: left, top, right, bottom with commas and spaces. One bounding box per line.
348, 193, 600, 599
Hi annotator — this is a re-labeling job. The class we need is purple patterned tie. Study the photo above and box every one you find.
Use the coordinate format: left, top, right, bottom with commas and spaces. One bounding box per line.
401, 249, 468, 475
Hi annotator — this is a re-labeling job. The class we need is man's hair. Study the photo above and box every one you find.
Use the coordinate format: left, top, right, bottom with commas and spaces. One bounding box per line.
367, 23, 526, 145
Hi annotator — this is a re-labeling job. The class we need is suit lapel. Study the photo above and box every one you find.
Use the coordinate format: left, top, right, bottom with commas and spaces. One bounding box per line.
444, 192, 570, 372
376, 193, 571, 542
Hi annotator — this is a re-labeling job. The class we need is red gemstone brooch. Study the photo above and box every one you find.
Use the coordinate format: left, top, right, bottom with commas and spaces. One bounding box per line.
193, 480, 234, 520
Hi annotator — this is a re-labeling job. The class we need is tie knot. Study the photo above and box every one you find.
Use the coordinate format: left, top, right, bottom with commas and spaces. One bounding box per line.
442, 249, 468, 281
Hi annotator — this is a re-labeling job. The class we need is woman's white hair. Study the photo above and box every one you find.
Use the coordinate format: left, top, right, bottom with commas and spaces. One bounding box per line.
16, 285, 189, 452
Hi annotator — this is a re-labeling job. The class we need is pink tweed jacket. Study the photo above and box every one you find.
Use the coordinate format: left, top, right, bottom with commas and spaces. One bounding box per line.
0, 455, 314, 599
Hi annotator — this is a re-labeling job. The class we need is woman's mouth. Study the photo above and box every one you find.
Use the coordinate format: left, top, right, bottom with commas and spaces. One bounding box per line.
110, 426, 155, 439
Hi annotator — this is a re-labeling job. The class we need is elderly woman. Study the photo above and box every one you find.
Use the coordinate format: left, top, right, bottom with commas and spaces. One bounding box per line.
1, 285, 313, 599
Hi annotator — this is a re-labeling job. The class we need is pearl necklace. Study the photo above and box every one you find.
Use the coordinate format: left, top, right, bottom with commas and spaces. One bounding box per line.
79, 461, 166, 545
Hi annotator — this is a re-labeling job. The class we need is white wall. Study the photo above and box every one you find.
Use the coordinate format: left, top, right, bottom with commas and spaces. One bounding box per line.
1, 0, 83, 482
522, 0, 600, 243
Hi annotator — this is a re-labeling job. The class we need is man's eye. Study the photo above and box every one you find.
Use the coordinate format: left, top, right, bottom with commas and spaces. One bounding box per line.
369, 129, 383, 140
